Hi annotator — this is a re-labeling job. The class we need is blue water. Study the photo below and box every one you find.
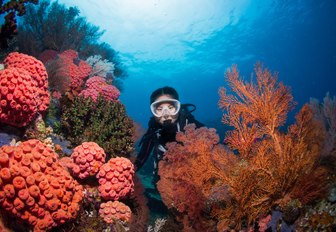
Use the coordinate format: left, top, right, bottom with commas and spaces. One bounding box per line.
60, 0, 336, 131
119, 1, 336, 130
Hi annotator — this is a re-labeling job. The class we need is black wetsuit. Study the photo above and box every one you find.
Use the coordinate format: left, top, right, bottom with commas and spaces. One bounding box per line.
135, 109, 204, 179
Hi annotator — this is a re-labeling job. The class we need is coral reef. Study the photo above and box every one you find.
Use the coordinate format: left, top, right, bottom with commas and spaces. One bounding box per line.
57, 49, 92, 93
157, 63, 333, 230
79, 75, 120, 102
85, 55, 115, 78
70, 142, 106, 179
0, 139, 83, 231
0, 52, 49, 127
4, 52, 49, 112
60, 95, 135, 158
97, 157, 135, 201
157, 124, 236, 231
99, 200, 132, 223
41, 49, 92, 99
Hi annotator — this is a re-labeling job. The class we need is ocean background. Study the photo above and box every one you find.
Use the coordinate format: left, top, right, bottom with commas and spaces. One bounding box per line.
0, 1, 336, 230
55, 0, 336, 135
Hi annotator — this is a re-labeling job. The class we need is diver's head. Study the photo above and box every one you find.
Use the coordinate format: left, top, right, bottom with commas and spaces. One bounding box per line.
150, 86, 181, 125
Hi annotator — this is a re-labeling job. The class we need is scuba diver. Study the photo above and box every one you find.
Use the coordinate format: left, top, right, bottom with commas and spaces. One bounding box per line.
134, 86, 204, 182
134, 86, 204, 220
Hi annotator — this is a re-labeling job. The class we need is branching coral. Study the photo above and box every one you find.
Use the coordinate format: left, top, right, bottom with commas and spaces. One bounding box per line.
86, 55, 115, 78
310, 92, 336, 159
157, 63, 331, 231
218, 63, 295, 158
128, 175, 150, 232
157, 124, 236, 231
60, 95, 135, 158
216, 63, 329, 229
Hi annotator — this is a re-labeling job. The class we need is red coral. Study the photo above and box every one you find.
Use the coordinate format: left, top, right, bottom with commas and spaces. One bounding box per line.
58, 56, 82, 90
4, 52, 50, 113
78, 60, 92, 79
70, 142, 106, 179
0, 140, 83, 232
55, 50, 92, 92
99, 200, 132, 223
0, 67, 38, 127
96, 157, 134, 201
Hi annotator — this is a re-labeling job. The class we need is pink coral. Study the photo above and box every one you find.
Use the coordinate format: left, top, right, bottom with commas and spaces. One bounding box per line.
96, 157, 134, 201
57, 50, 92, 91
79, 88, 100, 102
58, 55, 82, 90
0, 140, 83, 232
4, 52, 50, 113
78, 60, 92, 79
101, 85, 120, 101
79, 76, 120, 102
99, 200, 132, 223
70, 142, 106, 179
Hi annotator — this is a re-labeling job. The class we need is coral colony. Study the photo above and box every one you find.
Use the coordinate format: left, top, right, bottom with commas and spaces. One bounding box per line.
0, 50, 140, 231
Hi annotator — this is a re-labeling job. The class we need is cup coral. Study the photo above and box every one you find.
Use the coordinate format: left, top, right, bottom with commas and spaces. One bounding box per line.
99, 200, 132, 224
0, 52, 49, 127
70, 142, 106, 179
0, 67, 38, 127
4, 52, 49, 112
96, 157, 134, 201
79, 76, 120, 102
0, 139, 83, 232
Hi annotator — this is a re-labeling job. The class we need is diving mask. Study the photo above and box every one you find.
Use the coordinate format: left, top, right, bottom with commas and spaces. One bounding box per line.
150, 99, 181, 118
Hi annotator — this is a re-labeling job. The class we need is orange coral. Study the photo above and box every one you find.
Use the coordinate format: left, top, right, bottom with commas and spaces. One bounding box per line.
157, 124, 236, 231
99, 200, 132, 224
0, 140, 83, 231
70, 142, 106, 179
96, 157, 135, 201
157, 63, 330, 230
216, 63, 328, 229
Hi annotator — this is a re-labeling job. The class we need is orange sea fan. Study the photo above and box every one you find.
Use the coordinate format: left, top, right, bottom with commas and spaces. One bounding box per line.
219, 63, 295, 158
216, 64, 328, 229
157, 124, 235, 231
